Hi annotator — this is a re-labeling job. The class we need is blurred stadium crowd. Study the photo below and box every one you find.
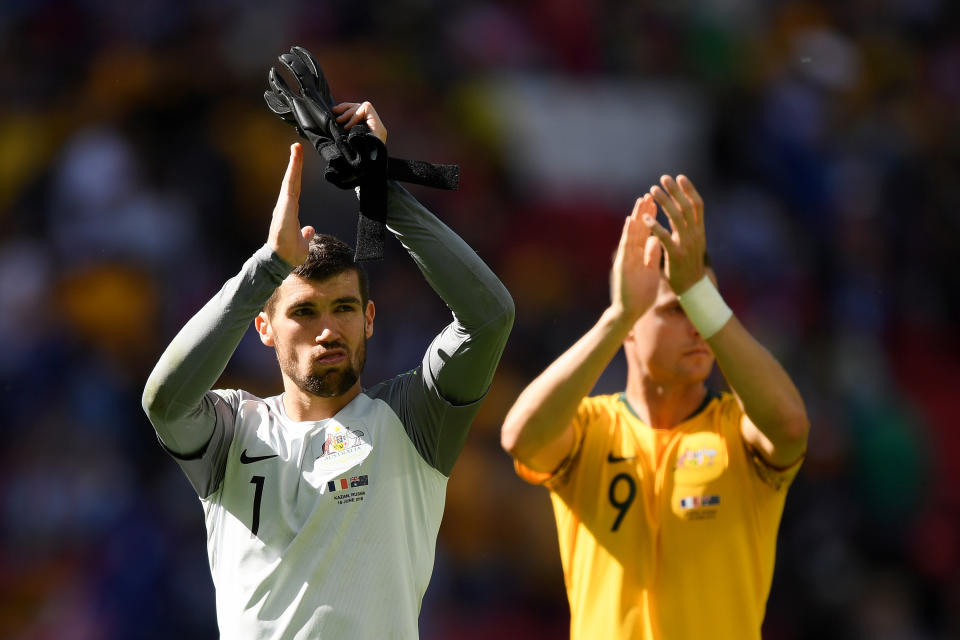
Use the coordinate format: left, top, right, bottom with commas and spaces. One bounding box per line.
1, 0, 958, 638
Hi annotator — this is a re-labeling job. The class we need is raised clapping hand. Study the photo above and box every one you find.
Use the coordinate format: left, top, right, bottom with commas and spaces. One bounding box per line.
611, 193, 663, 321
644, 175, 707, 295
268, 143, 316, 267
332, 101, 388, 144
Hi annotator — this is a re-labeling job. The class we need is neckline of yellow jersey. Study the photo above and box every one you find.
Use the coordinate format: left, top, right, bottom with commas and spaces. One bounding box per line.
616, 388, 721, 428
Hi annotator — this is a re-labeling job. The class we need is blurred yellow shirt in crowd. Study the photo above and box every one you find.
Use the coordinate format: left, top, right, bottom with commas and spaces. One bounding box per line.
516, 392, 802, 640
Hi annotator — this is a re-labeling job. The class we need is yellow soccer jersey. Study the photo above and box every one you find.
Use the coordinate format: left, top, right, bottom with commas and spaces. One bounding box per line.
517, 391, 802, 640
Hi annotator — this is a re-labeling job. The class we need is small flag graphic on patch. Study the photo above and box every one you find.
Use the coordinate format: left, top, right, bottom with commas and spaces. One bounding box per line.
680, 495, 720, 509
328, 475, 370, 493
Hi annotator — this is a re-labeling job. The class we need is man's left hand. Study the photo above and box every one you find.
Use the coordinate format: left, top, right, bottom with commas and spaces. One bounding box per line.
644, 174, 707, 294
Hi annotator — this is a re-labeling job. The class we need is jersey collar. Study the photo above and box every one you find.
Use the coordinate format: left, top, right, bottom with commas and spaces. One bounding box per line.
617, 387, 720, 426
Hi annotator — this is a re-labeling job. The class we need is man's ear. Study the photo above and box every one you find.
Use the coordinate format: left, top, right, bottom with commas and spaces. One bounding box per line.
255, 311, 275, 347
364, 300, 375, 339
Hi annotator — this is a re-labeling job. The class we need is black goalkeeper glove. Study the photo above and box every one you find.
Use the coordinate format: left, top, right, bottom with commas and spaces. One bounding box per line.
264, 46, 459, 261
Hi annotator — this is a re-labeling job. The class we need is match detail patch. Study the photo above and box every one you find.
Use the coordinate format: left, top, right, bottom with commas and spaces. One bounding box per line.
679, 494, 720, 510
326, 475, 369, 492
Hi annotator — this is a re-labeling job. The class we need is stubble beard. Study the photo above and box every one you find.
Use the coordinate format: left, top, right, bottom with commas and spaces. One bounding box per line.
281, 338, 367, 399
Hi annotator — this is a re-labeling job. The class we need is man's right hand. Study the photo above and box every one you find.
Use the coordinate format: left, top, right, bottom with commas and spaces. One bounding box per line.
332, 101, 388, 144
610, 193, 662, 323
268, 143, 315, 266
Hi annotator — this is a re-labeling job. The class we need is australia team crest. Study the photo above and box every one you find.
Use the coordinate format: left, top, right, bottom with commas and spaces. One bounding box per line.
317, 425, 366, 460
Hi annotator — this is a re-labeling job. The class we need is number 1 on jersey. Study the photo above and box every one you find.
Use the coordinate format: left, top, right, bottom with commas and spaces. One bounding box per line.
250, 475, 265, 536
608, 473, 636, 532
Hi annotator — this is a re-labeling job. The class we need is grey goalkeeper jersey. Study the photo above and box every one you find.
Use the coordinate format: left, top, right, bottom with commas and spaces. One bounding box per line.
142, 183, 514, 639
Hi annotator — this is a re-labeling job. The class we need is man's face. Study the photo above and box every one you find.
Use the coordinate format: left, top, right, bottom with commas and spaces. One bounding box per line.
256, 270, 374, 398
624, 272, 716, 386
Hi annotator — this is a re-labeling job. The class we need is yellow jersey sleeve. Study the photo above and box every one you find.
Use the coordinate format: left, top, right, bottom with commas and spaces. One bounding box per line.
514, 395, 607, 489
715, 395, 805, 492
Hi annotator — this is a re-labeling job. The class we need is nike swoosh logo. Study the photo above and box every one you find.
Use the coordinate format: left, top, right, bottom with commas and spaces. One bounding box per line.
607, 453, 636, 463
240, 449, 279, 464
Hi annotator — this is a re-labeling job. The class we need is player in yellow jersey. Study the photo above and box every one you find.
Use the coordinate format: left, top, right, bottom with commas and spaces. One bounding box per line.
501, 175, 809, 640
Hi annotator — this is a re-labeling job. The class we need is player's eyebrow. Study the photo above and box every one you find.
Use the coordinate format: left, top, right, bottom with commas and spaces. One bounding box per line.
287, 295, 362, 309
286, 298, 316, 309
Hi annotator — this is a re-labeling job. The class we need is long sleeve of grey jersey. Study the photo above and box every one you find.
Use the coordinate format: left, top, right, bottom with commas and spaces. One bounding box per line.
142, 244, 293, 456
384, 181, 515, 405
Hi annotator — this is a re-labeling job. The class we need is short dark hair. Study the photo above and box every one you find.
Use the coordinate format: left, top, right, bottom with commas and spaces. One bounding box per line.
265, 234, 370, 314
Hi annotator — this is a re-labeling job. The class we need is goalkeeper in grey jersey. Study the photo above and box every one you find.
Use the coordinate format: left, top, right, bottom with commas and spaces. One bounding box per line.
141, 102, 514, 639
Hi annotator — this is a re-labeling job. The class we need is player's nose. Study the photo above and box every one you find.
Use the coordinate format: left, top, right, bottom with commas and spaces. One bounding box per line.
315, 324, 343, 344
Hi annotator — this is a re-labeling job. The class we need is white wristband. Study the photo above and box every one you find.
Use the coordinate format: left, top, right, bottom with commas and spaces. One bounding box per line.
676, 275, 733, 339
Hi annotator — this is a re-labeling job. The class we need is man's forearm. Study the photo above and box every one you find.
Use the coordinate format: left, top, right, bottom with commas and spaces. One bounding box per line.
385, 182, 513, 329
142, 245, 292, 454
384, 182, 514, 402
502, 307, 634, 472
707, 317, 809, 464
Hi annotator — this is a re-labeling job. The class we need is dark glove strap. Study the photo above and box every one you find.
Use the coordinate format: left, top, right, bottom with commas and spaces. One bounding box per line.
386, 158, 460, 191
354, 195, 387, 262
353, 133, 388, 262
